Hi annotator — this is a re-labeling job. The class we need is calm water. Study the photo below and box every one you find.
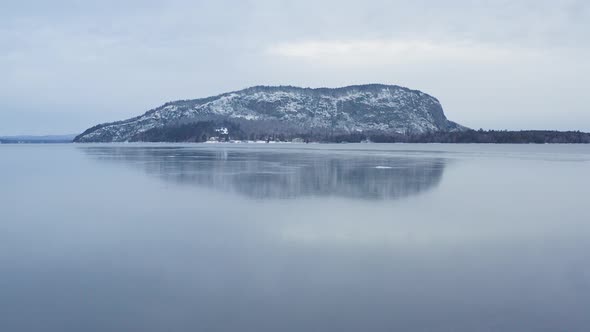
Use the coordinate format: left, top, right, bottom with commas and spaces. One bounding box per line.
1, 143, 589, 331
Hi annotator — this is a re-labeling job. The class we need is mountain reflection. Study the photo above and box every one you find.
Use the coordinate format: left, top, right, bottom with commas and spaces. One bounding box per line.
80, 145, 447, 200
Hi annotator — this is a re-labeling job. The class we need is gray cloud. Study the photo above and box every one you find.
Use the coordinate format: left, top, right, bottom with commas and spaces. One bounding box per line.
1, 0, 589, 135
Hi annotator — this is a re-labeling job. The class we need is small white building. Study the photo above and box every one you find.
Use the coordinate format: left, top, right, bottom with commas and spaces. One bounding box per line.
215, 127, 229, 135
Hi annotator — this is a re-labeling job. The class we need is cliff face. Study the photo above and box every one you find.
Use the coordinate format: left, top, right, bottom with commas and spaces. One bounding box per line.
74, 84, 466, 142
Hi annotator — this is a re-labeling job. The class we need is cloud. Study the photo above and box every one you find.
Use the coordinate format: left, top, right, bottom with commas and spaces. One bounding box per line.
1, 0, 589, 134
267, 39, 537, 65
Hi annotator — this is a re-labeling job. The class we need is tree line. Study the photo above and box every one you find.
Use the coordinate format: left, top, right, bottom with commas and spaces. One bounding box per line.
127, 121, 590, 144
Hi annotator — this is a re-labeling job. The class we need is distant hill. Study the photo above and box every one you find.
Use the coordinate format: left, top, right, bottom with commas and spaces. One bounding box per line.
74, 84, 466, 143
0, 134, 76, 144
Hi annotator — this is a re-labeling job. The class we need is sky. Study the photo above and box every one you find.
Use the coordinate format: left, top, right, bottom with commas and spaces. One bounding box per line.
1, 0, 589, 135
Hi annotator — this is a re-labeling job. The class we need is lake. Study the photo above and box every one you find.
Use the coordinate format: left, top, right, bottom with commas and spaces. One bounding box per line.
1, 143, 589, 331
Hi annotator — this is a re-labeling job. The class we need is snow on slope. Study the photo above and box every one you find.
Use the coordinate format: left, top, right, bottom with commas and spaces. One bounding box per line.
75, 84, 465, 142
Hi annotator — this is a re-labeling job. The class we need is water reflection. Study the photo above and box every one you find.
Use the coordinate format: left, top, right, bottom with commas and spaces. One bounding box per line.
80, 145, 447, 200
3, 144, 590, 331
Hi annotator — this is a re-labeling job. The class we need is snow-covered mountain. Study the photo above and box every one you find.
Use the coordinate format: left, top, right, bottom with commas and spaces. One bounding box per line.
74, 84, 466, 142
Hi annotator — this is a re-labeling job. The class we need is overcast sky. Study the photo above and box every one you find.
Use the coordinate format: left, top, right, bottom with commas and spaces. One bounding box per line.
1, 0, 589, 135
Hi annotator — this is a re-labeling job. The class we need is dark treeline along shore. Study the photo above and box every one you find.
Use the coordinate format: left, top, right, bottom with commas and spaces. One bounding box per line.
114, 120, 590, 144
366, 129, 590, 144
3, 127, 589, 144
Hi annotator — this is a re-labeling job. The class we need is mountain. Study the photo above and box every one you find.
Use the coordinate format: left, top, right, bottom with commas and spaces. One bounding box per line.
74, 84, 466, 143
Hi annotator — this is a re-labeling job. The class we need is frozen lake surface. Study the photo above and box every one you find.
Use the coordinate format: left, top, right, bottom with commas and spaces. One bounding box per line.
1, 143, 589, 331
